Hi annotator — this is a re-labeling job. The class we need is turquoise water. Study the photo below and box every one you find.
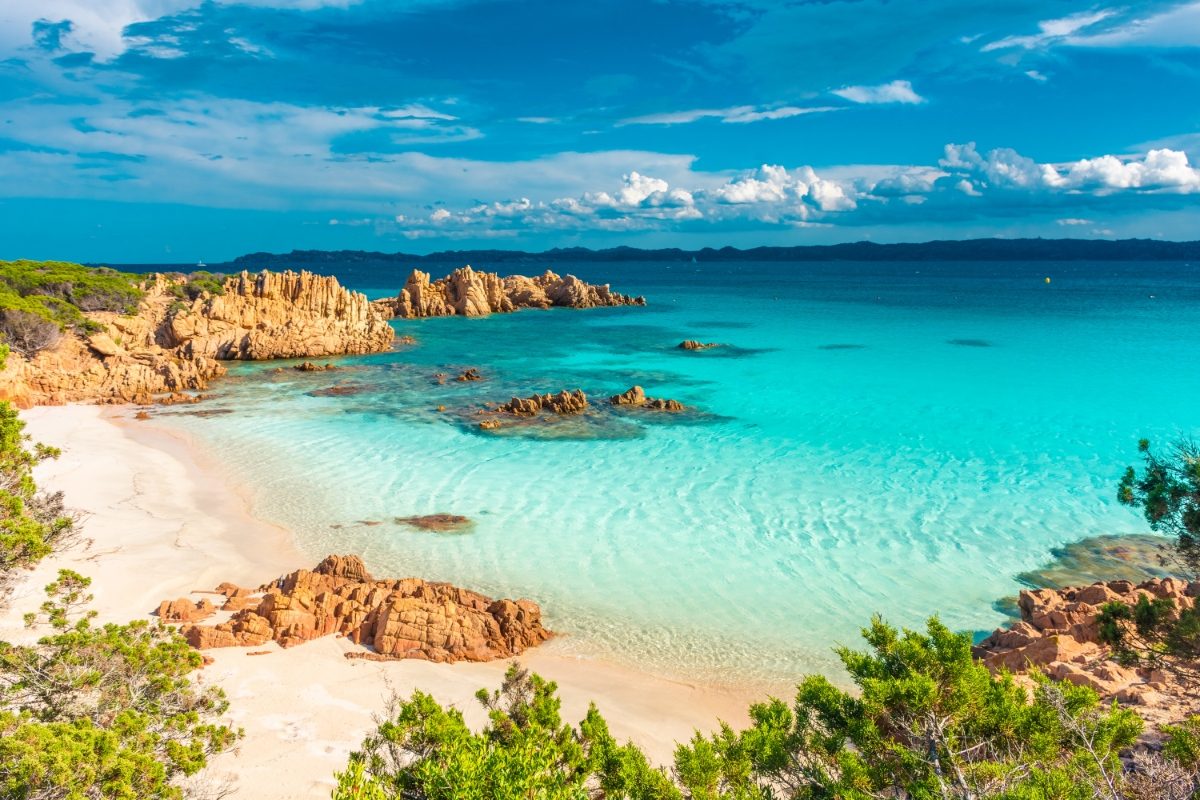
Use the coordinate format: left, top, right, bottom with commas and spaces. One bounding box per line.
157, 260, 1200, 688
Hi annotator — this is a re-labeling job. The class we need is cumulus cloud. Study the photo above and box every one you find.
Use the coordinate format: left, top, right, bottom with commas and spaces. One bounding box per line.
832, 80, 924, 104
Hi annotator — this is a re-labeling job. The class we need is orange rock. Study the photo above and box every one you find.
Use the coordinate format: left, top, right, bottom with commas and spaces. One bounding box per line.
156, 597, 217, 623
182, 555, 551, 663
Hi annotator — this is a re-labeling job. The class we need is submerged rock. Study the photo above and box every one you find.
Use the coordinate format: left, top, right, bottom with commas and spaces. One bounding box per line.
456, 367, 483, 382
395, 513, 473, 533
372, 266, 645, 319
295, 361, 337, 372
175, 554, 551, 662
678, 340, 721, 351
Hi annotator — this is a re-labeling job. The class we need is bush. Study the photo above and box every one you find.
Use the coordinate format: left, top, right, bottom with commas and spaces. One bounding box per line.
0, 571, 240, 799
0, 261, 143, 357
0, 309, 62, 359
335, 618, 1162, 800
0, 347, 73, 596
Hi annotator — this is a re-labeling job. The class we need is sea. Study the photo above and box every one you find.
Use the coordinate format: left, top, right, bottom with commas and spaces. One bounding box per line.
153, 259, 1200, 689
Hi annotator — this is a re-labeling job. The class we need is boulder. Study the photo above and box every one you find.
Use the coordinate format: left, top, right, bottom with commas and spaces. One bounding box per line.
176, 555, 552, 663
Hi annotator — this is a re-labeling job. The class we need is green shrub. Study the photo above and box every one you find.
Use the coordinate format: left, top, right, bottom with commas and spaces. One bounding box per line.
335, 618, 1155, 799
0, 571, 240, 799
0, 346, 73, 593
167, 272, 227, 303
0, 261, 143, 357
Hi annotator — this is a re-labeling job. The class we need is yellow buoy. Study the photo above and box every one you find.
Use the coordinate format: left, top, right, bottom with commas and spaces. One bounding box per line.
1044, 277, 1051, 284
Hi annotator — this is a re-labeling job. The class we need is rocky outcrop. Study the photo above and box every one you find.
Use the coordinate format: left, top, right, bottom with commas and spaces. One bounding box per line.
156, 597, 217, 623
492, 389, 589, 416
609, 385, 685, 412
295, 361, 338, 372
175, 555, 551, 663
679, 340, 720, 351
166, 271, 394, 360
373, 266, 645, 319
456, 368, 483, 382
0, 270, 395, 407
974, 577, 1200, 722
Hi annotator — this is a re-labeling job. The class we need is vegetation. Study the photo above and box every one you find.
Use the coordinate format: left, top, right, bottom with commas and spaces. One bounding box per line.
0, 260, 143, 357
334, 617, 1171, 799
0, 346, 73, 596
167, 272, 226, 303
0, 571, 239, 799
1118, 438, 1200, 577
1100, 439, 1200, 688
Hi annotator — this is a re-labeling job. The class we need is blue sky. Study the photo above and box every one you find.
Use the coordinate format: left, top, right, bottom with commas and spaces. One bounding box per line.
1, 0, 1199, 262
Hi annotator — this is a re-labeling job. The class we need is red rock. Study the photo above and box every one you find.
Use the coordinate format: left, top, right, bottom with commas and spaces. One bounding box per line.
156, 597, 216, 623
180, 555, 551, 663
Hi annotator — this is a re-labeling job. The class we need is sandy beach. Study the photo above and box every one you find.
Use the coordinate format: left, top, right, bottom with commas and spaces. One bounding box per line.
0, 404, 757, 799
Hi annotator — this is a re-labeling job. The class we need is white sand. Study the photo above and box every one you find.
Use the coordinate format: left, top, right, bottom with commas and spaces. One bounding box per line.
0, 405, 757, 799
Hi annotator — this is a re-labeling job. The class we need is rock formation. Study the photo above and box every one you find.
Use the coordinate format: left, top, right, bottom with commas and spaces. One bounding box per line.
456, 368, 483, 382
679, 340, 720, 351
0, 270, 395, 407
395, 514, 473, 532
167, 271, 393, 360
372, 266, 645, 319
609, 385, 685, 412
156, 597, 217, 623
295, 361, 338, 372
175, 555, 551, 663
491, 389, 589, 416
974, 577, 1200, 723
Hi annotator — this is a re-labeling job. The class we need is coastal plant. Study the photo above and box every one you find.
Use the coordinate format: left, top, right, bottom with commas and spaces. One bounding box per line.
336, 618, 1159, 800
335, 662, 679, 800
1101, 438, 1200, 688
672, 616, 1142, 799
0, 570, 240, 799
168, 272, 226, 303
0, 346, 75, 598
1118, 438, 1200, 577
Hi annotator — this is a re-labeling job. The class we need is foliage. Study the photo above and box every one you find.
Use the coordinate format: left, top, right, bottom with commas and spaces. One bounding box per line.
335, 619, 1154, 800
0, 570, 240, 799
0, 260, 143, 357
167, 272, 226, 303
1101, 439, 1200, 689
1097, 596, 1200, 687
1118, 438, 1200, 577
673, 616, 1142, 799
0, 353, 73, 596
337, 662, 678, 800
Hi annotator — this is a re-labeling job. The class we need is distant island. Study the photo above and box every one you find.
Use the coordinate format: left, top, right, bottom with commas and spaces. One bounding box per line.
202, 238, 1200, 271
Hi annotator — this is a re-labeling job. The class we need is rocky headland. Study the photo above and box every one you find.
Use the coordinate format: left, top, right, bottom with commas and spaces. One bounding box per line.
168, 554, 551, 663
0, 270, 394, 407
372, 266, 645, 319
975, 577, 1200, 725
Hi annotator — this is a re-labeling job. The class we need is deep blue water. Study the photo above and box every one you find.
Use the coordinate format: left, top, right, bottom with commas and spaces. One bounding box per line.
156, 259, 1200, 687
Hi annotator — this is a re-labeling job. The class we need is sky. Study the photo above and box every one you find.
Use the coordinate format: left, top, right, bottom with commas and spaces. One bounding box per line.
0, 0, 1199, 262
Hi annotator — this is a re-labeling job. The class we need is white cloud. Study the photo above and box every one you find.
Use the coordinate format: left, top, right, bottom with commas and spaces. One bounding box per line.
1056, 217, 1093, 225
1045, 148, 1200, 191
1025, 69, 1048, 82
981, 9, 1115, 51
832, 79, 924, 104
0, 0, 366, 60
1065, 1, 1200, 47
619, 104, 834, 126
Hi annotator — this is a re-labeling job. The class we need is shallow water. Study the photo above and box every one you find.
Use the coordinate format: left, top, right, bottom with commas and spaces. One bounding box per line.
156, 259, 1200, 687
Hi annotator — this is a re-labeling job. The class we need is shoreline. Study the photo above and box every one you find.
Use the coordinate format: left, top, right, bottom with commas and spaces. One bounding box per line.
0, 404, 758, 798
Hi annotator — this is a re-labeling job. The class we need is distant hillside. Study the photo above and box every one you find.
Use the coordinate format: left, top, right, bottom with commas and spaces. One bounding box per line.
225, 239, 1200, 269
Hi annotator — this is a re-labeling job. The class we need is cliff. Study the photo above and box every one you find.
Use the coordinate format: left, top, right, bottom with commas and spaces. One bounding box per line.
0, 270, 394, 407
372, 266, 645, 319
